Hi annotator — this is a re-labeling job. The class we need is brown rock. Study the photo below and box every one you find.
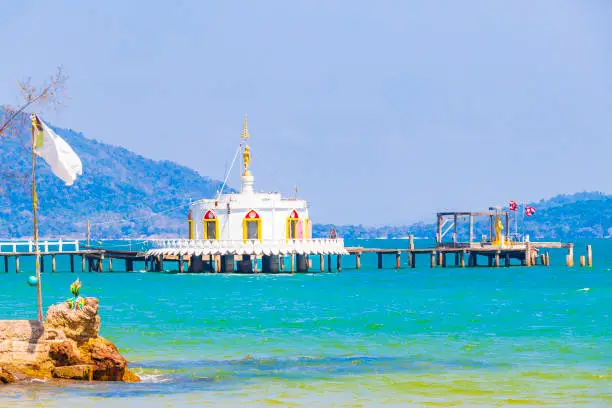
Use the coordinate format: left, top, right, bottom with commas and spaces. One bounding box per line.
0, 367, 15, 384
52, 364, 95, 380
79, 337, 128, 381
122, 368, 141, 383
0, 365, 31, 383
44, 298, 100, 344
49, 340, 82, 367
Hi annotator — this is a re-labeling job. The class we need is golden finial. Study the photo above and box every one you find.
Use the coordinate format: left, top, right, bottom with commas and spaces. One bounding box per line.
243, 145, 251, 176
241, 115, 249, 139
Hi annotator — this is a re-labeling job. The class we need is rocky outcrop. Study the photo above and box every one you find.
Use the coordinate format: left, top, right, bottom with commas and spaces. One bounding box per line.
45, 298, 101, 344
0, 298, 139, 383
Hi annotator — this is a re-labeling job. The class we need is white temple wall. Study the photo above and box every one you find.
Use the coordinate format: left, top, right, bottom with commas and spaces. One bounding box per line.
190, 197, 310, 241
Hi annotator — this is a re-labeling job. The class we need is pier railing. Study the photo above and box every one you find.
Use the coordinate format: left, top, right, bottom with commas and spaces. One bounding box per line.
148, 238, 347, 255
0, 239, 80, 254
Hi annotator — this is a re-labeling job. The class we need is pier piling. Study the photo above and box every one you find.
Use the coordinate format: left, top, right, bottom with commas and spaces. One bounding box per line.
15, 257, 19, 274
356, 253, 361, 269
320, 255, 325, 272
70, 254, 74, 273
586, 245, 593, 267
337, 255, 342, 272
580, 256, 586, 267
395, 251, 401, 269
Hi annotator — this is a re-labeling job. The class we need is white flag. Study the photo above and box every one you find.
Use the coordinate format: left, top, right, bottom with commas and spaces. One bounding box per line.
31, 114, 83, 186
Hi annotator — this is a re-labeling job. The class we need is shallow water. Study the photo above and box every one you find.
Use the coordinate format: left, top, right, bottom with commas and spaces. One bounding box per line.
0, 239, 610, 407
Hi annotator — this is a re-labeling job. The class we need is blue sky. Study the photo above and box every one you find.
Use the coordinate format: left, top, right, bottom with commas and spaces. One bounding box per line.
1, 1, 611, 225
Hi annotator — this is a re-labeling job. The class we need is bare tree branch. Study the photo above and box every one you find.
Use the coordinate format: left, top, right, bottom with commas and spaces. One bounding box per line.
0, 66, 67, 136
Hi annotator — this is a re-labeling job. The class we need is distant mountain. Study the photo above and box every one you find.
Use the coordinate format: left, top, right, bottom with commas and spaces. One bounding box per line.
0, 112, 227, 238
314, 192, 612, 241
1, 113, 609, 240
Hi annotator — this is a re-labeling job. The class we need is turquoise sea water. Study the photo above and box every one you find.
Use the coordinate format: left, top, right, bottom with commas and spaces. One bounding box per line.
0, 239, 610, 407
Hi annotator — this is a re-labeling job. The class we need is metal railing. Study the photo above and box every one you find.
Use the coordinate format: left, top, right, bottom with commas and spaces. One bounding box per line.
148, 238, 346, 255
0, 239, 80, 253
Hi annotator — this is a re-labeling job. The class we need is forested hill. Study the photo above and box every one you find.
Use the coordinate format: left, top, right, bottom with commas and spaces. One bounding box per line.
313, 192, 612, 241
0, 115, 226, 238
0, 114, 609, 240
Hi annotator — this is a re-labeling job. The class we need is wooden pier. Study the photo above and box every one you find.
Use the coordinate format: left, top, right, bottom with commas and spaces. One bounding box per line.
0, 235, 594, 274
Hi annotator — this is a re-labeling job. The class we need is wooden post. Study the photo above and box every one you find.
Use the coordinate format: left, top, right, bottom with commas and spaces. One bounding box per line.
395, 251, 401, 269
41, 256, 45, 273
441, 252, 447, 267
525, 243, 532, 267
14, 256, 20, 273
356, 253, 361, 269
3, 256, 7, 273
144, 256, 149, 272
430, 252, 436, 268
437, 251, 444, 266
70, 254, 74, 273
580, 256, 586, 267
494, 252, 500, 267
409, 234, 415, 250
308, 256, 313, 270
505, 213, 510, 241
52, 255, 56, 273
99, 255, 104, 272
280, 256, 285, 271
126, 258, 134, 272
469, 214, 474, 243
436, 214, 442, 245
82, 256, 86, 272
337, 255, 342, 272
453, 214, 458, 247
377, 253, 383, 269
586, 245, 592, 267
108, 257, 113, 272
411, 252, 416, 268
290, 254, 295, 273
223, 255, 229, 273
566, 244, 574, 267
460, 251, 465, 268
505, 253, 510, 267
327, 254, 332, 272
320, 254, 325, 272
178, 254, 184, 273
539, 254, 546, 265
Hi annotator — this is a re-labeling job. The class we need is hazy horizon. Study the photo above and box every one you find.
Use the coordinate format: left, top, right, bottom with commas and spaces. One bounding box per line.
2, 1, 611, 225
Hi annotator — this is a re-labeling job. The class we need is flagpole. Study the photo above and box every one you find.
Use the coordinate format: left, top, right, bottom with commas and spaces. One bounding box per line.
31, 119, 43, 321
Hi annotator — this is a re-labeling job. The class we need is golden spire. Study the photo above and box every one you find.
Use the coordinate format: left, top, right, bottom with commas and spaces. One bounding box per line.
241, 114, 249, 139
242, 115, 252, 176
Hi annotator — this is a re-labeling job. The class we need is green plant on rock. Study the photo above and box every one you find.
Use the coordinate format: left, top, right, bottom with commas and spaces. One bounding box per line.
66, 278, 85, 310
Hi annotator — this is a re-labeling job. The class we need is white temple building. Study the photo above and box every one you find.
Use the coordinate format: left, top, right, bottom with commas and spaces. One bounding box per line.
148, 117, 347, 273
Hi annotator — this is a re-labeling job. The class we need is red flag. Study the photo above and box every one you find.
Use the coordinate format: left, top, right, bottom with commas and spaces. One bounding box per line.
509, 200, 518, 211
525, 206, 536, 217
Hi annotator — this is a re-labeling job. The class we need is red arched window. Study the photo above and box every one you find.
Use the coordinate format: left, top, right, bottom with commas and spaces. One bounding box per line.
286, 210, 300, 240
203, 210, 219, 240
243, 210, 261, 242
